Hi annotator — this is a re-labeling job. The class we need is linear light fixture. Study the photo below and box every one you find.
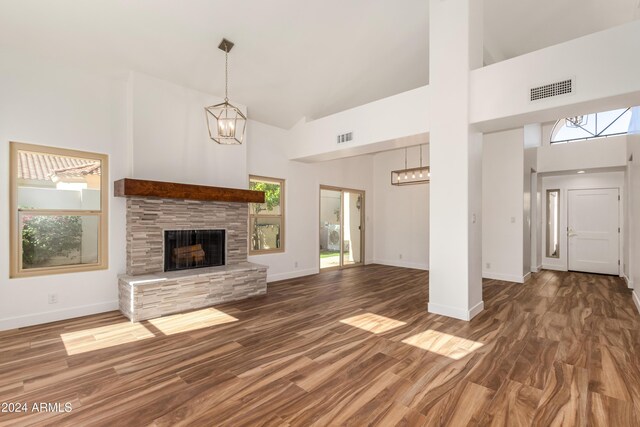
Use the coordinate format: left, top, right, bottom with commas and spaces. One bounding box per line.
391, 145, 430, 186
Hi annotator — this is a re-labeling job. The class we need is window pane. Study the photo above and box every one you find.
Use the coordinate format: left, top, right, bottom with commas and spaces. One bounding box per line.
250, 217, 282, 251
249, 179, 281, 215
546, 190, 560, 259
598, 108, 632, 136
20, 214, 99, 269
551, 107, 634, 143
16, 150, 102, 211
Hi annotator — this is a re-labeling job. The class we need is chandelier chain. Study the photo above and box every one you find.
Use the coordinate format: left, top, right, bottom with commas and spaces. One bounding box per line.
224, 43, 229, 102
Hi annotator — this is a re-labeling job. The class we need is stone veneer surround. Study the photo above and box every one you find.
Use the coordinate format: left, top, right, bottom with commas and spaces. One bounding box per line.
126, 197, 248, 276
119, 195, 267, 322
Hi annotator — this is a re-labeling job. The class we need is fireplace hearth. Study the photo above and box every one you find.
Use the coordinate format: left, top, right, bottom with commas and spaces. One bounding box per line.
164, 229, 225, 272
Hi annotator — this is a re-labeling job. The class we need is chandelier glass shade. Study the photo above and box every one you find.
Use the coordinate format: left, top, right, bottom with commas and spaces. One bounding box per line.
391, 145, 430, 186
205, 39, 246, 145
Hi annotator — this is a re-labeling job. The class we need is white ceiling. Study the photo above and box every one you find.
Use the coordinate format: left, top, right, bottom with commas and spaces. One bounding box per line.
1, 0, 638, 128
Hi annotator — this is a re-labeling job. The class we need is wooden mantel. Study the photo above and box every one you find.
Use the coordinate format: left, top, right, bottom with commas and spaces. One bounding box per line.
114, 178, 265, 203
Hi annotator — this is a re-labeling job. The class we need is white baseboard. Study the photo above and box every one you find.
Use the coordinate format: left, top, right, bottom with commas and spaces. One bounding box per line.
482, 271, 528, 283
623, 274, 634, 289
267, 268, 318, 283
0, 300, 119, 332
428, 300, 484, 321
541, 264, 567, 272
531, 264, 542, 273
633, 290, 640, 315
372, 259, 429, 271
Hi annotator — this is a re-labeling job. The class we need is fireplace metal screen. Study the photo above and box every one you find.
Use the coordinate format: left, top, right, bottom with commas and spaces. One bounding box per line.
164, 229, 225, 272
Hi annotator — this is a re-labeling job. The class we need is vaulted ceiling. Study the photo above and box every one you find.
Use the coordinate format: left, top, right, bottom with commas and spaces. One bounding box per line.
1, 0, 638, 128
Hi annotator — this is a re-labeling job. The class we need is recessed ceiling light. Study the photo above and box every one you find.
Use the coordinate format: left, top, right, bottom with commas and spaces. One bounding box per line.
577, 170, 586, 174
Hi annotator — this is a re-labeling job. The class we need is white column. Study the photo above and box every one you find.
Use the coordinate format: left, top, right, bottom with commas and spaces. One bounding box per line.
428, 0, 484, 320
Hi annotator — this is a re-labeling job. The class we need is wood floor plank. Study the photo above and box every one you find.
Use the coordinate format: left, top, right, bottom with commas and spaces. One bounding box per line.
588, 392, 639, 427
479, 380, 542, 427
0, 266, 638, 426
532, 361, 589, 427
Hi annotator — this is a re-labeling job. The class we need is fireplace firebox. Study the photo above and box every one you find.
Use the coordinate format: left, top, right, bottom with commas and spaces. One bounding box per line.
164, 229, 225, 272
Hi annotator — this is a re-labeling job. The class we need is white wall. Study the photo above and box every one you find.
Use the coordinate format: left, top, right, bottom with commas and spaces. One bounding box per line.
538, 122, 628, 173
531, 172, 543, 271
523, 148, 537, 277
130, 72, 248, 189
541, 171, 625, 273
470, 21, 640, 132
0, 50, 128, 330
288, 86, 430, 161
372, 147, 429, 270
482, 128, 527, 282
627, 134, 640, 310
246, 120, 374, 282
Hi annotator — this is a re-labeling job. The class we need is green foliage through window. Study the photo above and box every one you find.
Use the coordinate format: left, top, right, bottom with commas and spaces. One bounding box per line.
22, 215, 83, 268
249, 181, 281, 215
249, 177, 284, 252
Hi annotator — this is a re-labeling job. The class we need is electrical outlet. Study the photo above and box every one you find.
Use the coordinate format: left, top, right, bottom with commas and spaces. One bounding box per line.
485, 262, 491, 269
399, 254, 403, 260
48, 293, 58, 304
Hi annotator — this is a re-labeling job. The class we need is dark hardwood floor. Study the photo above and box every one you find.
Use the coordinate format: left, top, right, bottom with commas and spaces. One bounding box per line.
1, 265, 640, 426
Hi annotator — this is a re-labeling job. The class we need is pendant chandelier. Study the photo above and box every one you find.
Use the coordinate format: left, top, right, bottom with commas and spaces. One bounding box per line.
205, 38, 247, 144
391, 145, 430, 186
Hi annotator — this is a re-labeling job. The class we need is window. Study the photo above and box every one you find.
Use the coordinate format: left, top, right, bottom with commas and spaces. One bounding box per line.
249, 176, 284, 254
546, 189, 560, 259
550, 107, 633, 144
10, 142, 108, 277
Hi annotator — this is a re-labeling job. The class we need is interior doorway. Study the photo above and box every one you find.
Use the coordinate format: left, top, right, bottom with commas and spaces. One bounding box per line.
319, 186, 365, 270
567, 188, 620, 275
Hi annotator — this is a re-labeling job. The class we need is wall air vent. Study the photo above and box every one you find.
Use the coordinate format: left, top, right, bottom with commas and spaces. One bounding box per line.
337, 132, 353, 144
530, 78, 573, 101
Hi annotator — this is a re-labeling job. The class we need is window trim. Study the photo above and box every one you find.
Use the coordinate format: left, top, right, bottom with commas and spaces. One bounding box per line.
10, 141, 109, 278
248, 175, 285, 255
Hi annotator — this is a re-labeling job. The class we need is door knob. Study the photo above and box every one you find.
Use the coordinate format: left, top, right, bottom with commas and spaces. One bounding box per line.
568, 227, 577, 237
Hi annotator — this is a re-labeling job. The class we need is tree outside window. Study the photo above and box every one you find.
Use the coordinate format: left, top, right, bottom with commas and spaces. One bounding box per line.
249, 176, 285, 254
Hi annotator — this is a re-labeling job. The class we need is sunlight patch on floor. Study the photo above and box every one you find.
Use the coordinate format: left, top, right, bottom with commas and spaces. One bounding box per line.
340, 312, 407, 334
320, 255, 340, 269
61, 322, 155, 355
401, 330, 483, 360
147, 307, 239, 335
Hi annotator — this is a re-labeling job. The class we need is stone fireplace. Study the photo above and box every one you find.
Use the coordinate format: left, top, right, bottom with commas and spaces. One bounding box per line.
116, 179, 268, 322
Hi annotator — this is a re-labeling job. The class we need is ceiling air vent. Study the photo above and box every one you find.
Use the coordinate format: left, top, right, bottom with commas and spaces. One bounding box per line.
530, 78, 573, 101
337, 132, 353, 144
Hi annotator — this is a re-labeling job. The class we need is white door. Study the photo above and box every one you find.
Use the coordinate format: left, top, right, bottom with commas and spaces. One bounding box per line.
568, 188, 619, 275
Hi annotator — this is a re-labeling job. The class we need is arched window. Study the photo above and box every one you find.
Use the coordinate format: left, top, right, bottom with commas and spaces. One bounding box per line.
550, 107, 632, 144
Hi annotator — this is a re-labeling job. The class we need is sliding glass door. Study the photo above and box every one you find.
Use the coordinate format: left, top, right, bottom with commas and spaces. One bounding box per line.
320, 186, 364, 270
